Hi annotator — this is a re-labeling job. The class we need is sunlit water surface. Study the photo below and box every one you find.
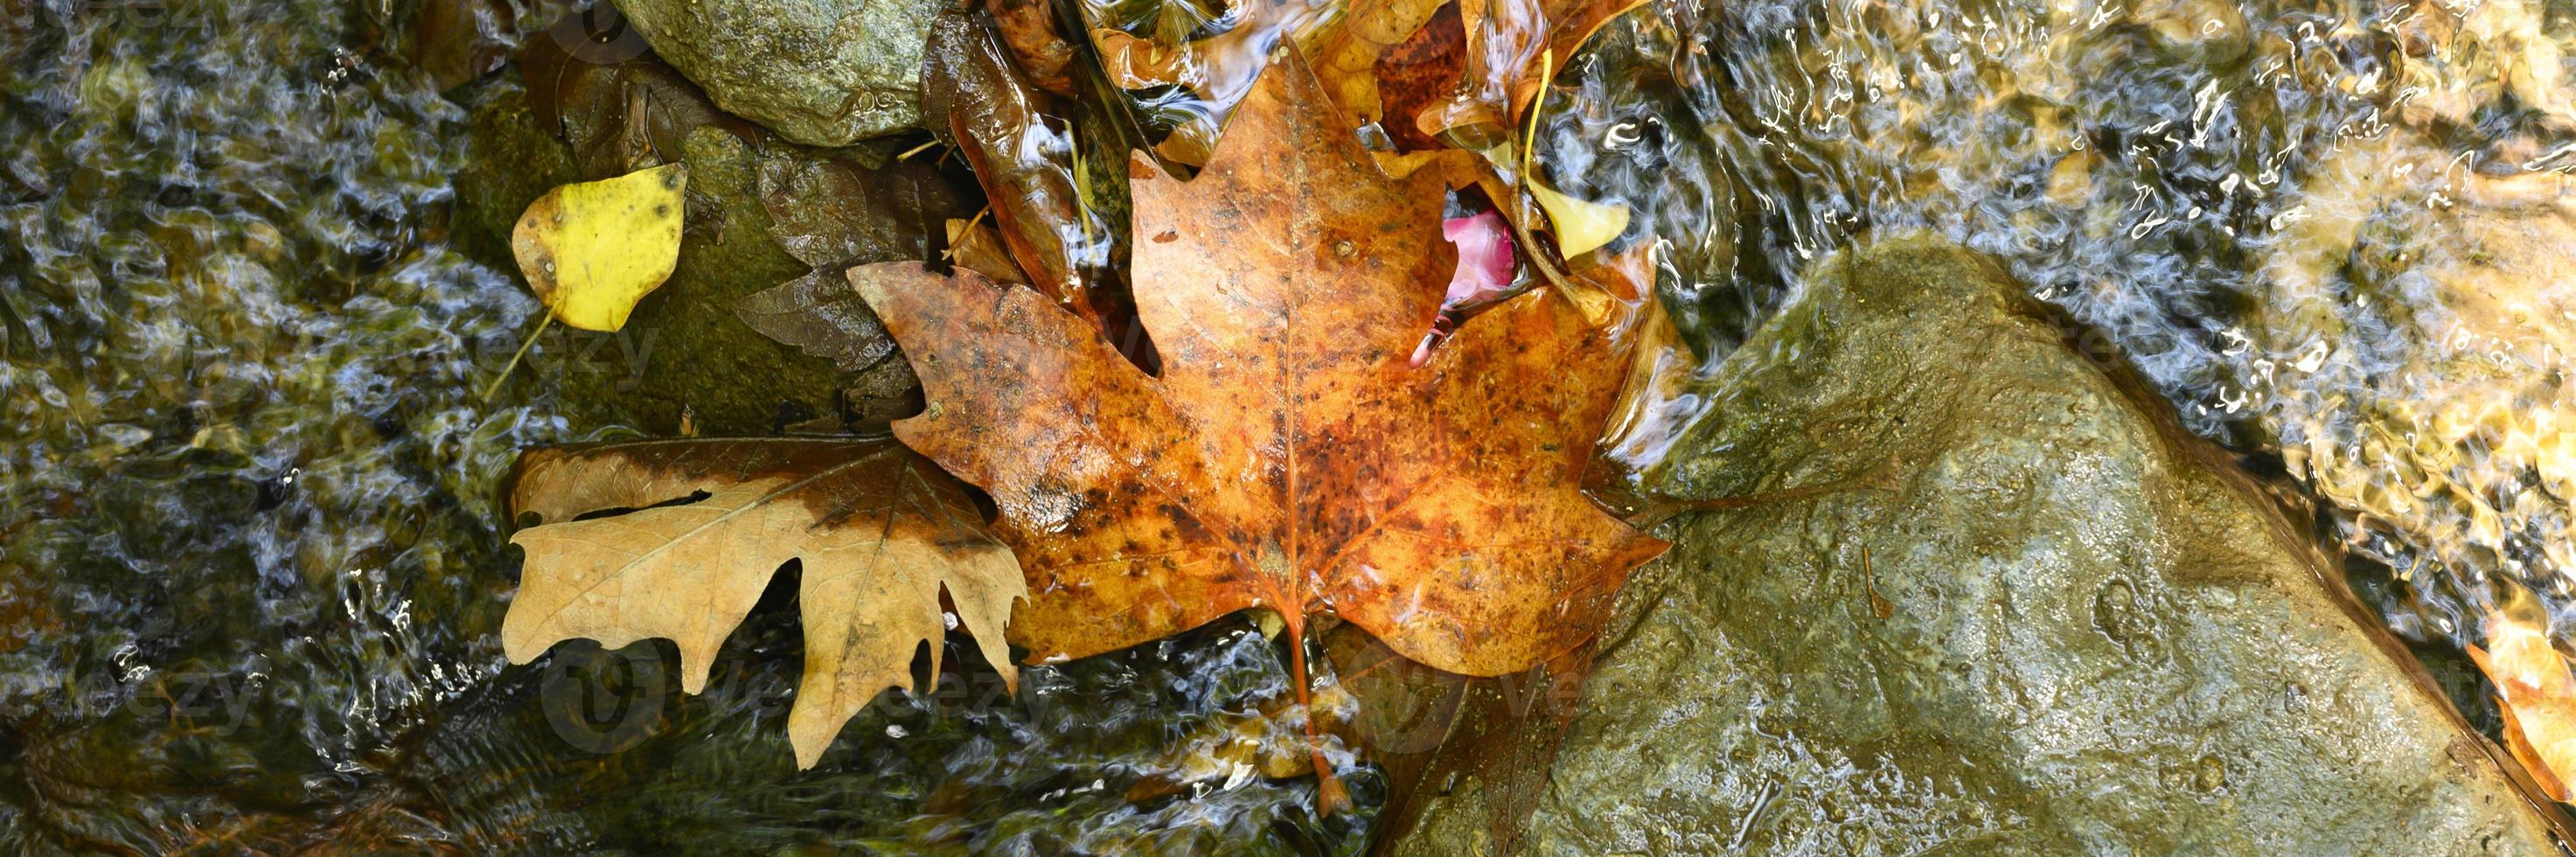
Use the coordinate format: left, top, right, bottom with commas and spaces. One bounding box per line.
3, 0, 2573, 850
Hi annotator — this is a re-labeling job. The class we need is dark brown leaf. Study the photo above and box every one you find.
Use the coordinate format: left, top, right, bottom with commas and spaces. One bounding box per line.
731, 270, 898, 373
755, 154, 963, 270
922, 10, 1111, 324
985, 0, 1078, 96
406, 0, 518, 91
518, 24, 765, 178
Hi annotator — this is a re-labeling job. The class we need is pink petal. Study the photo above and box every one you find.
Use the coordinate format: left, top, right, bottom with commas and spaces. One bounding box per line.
1439, 211, 1515, 310
1412, 212, 1518, 367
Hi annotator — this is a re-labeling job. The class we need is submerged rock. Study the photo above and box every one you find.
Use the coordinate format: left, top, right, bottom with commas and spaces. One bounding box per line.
452, 52, 968, 435
2259, 126, 2576, 636
611, 0, 943, 145
1401, 238, 2564, 853
455, 79, 821, 434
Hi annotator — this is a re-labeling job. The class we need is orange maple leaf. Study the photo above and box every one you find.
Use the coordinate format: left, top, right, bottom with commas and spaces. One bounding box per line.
852, 52, 1664, 800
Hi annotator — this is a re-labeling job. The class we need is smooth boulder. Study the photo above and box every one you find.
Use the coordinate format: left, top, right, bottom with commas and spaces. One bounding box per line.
612, 0, 942, 145
1398, 237, 2565, 854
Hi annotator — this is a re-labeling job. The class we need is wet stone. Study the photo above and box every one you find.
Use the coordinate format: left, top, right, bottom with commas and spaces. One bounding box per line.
453, 76, 946, 435
612, 0, 945, 146
1398, 237, 2563, 854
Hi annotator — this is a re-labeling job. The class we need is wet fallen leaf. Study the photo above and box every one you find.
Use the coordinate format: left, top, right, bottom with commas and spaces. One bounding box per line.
985, 0, 1078, 96
404, 0, 518, 91
731, 271, 897, 373
946, 217, 1031, 285
922, 10, 1110, 320
1371, 0, 1472, 150
2468, 610, 2576, 801
1447, 0, 1648, 135
1294, 0, 1647, 154
854, 46, 1661, 698
519, 31, 766, 178
1089, 0, 1333, 166
755, 154, 964, 273
501, 438, 1025, 768
1312, 0, 1467, 151
510, 163, 687, 331
739, 151, 966, 371
1527, 177, 1628, 257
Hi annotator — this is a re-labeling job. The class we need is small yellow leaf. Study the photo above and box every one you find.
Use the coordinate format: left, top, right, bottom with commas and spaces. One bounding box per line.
1528, 178, 1629, 258
511, 163, 688, 331
2468, 610, 2576, 801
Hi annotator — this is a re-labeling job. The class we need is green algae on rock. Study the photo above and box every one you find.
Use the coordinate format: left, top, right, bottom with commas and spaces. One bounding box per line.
455, 82, 820, 434
1402, 237, 2568, 854
452, 61, 971, 435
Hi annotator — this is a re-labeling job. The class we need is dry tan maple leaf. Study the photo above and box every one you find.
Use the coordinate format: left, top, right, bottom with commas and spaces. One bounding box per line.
500, 438, 1024, 768
851, 50, 1664, 682
2468, 610, 2576, 800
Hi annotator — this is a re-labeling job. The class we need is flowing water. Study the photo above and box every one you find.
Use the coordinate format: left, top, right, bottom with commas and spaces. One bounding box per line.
1, 0, 2571, 851
1530, 0, 2576, 666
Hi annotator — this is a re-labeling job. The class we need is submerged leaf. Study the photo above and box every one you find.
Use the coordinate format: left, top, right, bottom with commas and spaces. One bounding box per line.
985, 0, 1079, 96
519, 31, 765, 178
922, 10, 1110, 319
501, 438, 1026, 768
1087, 0, 1332, 166
1311, 0, 1466, 151
731, 272, 898, 373
739, 151, 964, 371
1528, 178, 1629, 258
510, 163, 688, 331
2468, 610, 2576, 800
755, 155, 962, 271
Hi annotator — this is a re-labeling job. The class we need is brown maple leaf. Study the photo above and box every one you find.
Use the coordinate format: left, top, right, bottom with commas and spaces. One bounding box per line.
854, 48, 1660, 686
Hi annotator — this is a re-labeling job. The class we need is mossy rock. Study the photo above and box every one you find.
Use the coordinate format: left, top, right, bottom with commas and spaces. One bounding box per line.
453, 80, 863, 435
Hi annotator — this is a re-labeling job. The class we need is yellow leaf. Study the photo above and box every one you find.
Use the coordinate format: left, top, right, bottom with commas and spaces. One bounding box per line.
2468, 610, 2576, 801
511, 164, 688, 331
500, 438, 1026, 768
1528, 178, 1629, 258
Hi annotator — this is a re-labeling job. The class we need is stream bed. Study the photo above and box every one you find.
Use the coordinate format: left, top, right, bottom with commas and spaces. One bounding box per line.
2, 0, 2572, 852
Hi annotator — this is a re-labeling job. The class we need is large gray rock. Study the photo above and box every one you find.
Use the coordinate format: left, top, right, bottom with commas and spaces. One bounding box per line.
1397, 237, 2566, 854
611, 0, 941, 145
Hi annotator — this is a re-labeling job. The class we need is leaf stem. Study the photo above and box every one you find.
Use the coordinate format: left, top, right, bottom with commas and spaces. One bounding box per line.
895, 137, 942, 162
1520, 49, 1550, 185
481, 310, 553, 403
943, 206, 992, 261
1286, 616, 1351, 817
